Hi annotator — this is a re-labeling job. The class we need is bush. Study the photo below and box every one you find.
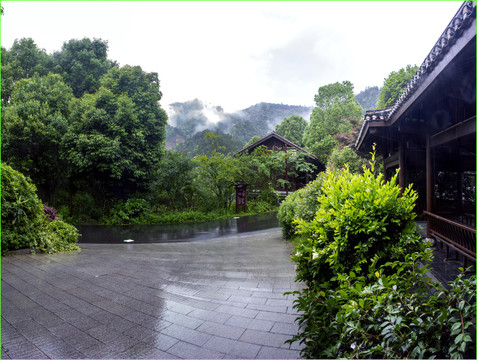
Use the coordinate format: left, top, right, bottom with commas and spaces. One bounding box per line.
277, 190, 302, 239
104, 198, 159, 225
1, 163, 79, 255
1, 163, 45, 252
277, 173, 325, 239
286, 152, 476, 359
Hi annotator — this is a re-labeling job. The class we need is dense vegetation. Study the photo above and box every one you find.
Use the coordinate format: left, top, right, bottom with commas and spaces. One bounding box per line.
1, 36, 421, 235
166, 99, 313, 147
355, 85, 381, 113
278, 154, 476, 359
1, 164, 79, 255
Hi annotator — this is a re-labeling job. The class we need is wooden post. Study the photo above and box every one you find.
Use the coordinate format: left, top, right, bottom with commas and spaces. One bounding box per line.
69, 177, 73, 218
285, 145, 289, 196
426, 136, 433, 238
398, 138, 406, 194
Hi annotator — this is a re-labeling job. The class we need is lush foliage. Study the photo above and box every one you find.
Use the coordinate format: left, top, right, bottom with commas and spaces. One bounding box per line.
277, 174, 325, 239
355, 85, 381, 113
327, 146, 365, 174
274, 115, 308, 147
377, 65, 419, 109
283, 155, 476, 359
1, 163, 79, 255
174, 129, 242, 157
303, 81, 363, 163
1, 73, 74, 203
167, 100, 313, 149
52, 38, 116, 97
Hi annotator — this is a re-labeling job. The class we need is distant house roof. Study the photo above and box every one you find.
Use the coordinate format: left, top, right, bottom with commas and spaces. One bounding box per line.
356, 0, 476, 150
236, 132, 319, 161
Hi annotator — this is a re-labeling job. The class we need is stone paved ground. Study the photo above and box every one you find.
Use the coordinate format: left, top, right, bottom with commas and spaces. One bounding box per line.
1, 229, 305, 359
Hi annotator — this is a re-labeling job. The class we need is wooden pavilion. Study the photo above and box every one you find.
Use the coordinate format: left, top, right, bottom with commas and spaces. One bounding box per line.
356, 1, 476, 266
236, 132, 324, 193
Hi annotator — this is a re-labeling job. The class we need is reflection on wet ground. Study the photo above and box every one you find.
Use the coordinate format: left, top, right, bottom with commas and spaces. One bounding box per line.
1, 229, 304, 359
78, 212, 280, 244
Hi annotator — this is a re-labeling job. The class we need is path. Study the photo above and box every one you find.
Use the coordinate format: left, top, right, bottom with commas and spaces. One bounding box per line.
1, 229, 304, 359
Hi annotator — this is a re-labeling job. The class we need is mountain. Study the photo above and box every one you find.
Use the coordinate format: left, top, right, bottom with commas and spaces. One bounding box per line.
166, 99, 313, 149
355, 86, 381, 114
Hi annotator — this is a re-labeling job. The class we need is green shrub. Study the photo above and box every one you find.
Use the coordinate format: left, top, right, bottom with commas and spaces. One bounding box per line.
277, 190, 302, 239
1, 163, 45, 252
1, 163, 79, 254
289, 253, 476, 359
277, 173, 325, 239
104, 198, 159, 225
286, 151, 476, 359
293, 164, 421, 286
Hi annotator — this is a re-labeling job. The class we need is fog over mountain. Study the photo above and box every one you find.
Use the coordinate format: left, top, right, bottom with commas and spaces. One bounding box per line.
166, 99, 313, 148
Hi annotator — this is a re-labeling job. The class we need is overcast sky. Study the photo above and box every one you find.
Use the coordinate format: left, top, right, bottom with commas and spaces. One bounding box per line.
1, 1, 464, 113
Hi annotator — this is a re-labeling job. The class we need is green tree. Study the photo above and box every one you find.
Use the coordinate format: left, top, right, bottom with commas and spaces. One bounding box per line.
194, 152, 240, 212
61, 82, 165, 201
303, 81, 363, 163
244, 135, 261, 147
174, 129, 242, 157
1, 73, 74, 203
1, 38, 54, 106
151, 150, 197, 210
355, 85, 381, 113
275, 115, 308, 146
327, 146, 365, 173
53, 38, 115, 97
377, 65, 419, 108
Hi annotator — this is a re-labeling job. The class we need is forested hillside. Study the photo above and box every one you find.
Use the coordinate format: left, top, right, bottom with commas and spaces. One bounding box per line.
355, 86, 381, 113
166, 99, 313, 150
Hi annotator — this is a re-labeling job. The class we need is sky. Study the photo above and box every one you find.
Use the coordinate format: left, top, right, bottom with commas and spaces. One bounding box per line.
0, 0, 465, 114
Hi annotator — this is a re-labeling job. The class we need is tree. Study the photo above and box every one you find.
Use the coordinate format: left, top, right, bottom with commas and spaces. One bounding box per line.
327, 146, 365, 174
1, 38, 54, 106
1, 73, 74, 203
244, 135, 261, 147
194, 152, 240, 212
303, 81, 363, 163
53, 38, 115, 97
61, 65, 167, 202
275, 115, 308, 146
151, 150, 197, 210
355, 86, 381, 113
174, 129, 242, 157
376, 65, 419, 108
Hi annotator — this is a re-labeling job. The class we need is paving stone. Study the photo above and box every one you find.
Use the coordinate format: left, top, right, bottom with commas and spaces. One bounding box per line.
225, 315, 274, 331
188, 308, 231, 324
239, 329, 290, 347
0, 229, 307, 359
1, 337, 47, 359
196, 321, 245, 340
167, 340, 225, 359
271, 321, 300, 335
203, 336, 261, 358
257, 345, 302, 359
161, 324, 212, 347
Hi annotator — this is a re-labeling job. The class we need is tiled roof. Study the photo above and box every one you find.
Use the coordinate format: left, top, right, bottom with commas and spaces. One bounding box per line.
385, 0, 476, 121
236, 131, 319, 160
356, 1, 476, 149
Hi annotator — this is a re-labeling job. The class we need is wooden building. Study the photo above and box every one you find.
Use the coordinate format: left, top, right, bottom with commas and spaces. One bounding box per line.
236, 132, 324, 193
356, 1, 476, 265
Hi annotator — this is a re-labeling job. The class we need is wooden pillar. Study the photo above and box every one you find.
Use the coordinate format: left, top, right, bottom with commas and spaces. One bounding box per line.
426, 136, 434, 238
398, 138, 406, 194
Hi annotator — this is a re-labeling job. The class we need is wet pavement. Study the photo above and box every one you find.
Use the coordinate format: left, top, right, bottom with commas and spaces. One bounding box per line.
1, 229, 305, 359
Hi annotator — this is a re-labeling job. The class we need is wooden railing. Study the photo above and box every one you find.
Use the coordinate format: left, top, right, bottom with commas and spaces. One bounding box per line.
424, 211, 476, 267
